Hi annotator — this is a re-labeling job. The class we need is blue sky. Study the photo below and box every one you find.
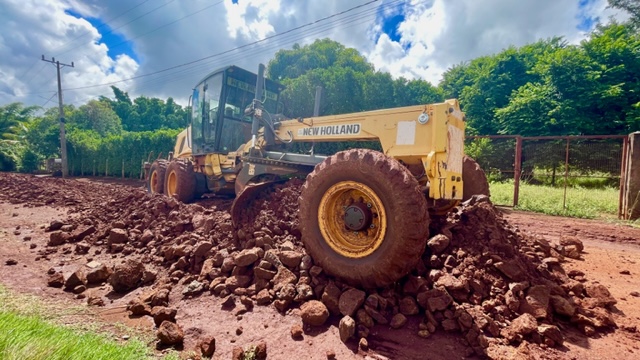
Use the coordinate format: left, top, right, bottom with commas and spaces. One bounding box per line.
64, 9, 139, 63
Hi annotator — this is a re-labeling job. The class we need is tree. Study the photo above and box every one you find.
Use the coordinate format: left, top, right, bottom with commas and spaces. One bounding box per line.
69, 100, 122, 136
609, 0, 640, 29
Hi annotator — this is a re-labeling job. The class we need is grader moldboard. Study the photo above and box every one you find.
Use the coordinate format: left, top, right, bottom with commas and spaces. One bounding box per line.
145, 64, 489, 288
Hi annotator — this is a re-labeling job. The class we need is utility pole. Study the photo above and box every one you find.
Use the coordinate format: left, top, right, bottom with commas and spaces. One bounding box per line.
41, 55, 74, 178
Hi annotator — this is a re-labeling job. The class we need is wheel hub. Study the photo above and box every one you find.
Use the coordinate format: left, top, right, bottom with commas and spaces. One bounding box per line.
344, 203, 372, 231
318, 181, 387, 258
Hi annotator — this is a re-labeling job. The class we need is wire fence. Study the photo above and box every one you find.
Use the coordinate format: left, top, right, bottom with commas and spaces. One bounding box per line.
465, 135, 628, 216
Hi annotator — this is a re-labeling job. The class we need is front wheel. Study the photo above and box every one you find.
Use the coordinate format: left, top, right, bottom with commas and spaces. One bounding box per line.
299, 149, 429, 288
164, 160, 196, 203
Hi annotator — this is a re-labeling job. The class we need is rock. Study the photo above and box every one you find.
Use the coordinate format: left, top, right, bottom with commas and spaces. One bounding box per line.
564, 245, 581, 259
272, 267, 297, 291
501, 313, 538, 343
550, 295, 576, 317
182, 280, 204, 296
398, 296, 420, 316
321, 281, 342, 316
47, 220, 65, 232
231, 346, 244, 360
234, 248, 262, 267
199, 336, 216, 357
253, 267, 277, 280
156, 321, 184, 346
87, 295, 105, 307
72, 226, 96, 242
86, 263, 111, 284
150, 289, 171, 307
356, 309, 374, 328
427, 234, 451, 254
560, 236, 584, 252
225, 275, 252, 291
109, 259, 144, 293
538, 324, 564, 346
256, 289, 272, 305
73, 285, 86, 294
107, 228, 129, 246
326, 350, 336, 359
519, 285, 550, 319
47, 272, 64, 288
390, 313, 407, 329
417, 288, 453, 312
442, 318, 459, 331
339, 288, 366, 317
339, 316, 356, 342
300, 300, 330, 326
48, 231, 68, 246
294, 284, 314, 302
585, 283, 617, 307
5, 259, 17, 266
151, 307, 177, 327
255, 340, 267, 360
291, 324, 304, 339
279, 251, 303, 268
64, 268, 87, 291
128, 300, 151, 316
494, 260, 525, 281
359, 337, 369, 351
193, 241, 213, 259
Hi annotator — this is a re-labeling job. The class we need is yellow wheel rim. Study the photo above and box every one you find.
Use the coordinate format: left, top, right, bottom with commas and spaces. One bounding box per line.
166, 170, 177, 196
318, 181, 387, 258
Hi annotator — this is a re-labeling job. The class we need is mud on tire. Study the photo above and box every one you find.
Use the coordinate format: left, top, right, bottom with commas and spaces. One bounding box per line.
164, 160, 196, 203
146, 160, 168, 194
462, 156, 490, 202
299, 149, 429, 288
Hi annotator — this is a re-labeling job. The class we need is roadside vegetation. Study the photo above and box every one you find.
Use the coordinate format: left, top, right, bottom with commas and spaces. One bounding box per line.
0, 285, 159, 360
489, 181, 619, 219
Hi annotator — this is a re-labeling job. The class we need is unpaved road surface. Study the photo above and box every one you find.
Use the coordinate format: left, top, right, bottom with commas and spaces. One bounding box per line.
0, 173, 639, 360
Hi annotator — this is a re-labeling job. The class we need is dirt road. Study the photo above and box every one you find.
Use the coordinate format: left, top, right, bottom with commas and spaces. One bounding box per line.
0, 174, 639, 359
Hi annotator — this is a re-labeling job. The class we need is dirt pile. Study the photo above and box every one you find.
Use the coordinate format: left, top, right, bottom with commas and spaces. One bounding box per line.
0, 173, 619, 358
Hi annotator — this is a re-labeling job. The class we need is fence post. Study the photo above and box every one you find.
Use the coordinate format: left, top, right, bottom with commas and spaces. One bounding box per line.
563, 137, 570, 210
623, 132, 640, 220
106, 158, 109, 177
122, 159, 125, 179
93, 160, 95, 177
81, 158, 83, 176
514, 136, 522, 207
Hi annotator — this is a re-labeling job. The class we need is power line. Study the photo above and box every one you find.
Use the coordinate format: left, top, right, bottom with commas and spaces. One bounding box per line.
60, 0, 382, 92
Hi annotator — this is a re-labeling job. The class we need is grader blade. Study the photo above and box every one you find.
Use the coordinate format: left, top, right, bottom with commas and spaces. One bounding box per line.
230, 180, 283, 227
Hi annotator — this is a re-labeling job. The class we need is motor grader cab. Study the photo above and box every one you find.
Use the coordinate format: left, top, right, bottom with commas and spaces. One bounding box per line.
147, 64, 489, 288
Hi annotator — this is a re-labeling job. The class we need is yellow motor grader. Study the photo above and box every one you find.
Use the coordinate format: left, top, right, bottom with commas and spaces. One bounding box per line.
145, 64, 489, 288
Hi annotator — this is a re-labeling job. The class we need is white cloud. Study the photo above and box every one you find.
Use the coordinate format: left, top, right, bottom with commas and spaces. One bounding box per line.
0, 0, 631, 109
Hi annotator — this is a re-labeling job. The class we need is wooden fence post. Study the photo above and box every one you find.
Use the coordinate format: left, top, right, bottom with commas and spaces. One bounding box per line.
106, 158, 109, 177
514, 136, 522, 207
122, 159, 125, 179
623, 132, 640, 220
93, 160, 95, 177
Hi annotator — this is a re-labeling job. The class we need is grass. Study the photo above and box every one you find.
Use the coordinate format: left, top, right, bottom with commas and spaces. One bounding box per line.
489, 181, 619, 219
0, 285, 164, 360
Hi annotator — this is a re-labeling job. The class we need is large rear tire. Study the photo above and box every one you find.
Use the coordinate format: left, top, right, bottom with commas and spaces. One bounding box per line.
164, 160, 196, 203
299, 149, 429, 288
462, 156, 490, 201
147, 160, 168, 194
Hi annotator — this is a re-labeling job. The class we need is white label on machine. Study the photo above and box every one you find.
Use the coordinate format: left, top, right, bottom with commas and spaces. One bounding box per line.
297, 124, 361, 137
396, 121, 416, 145
447, 125, 464, 173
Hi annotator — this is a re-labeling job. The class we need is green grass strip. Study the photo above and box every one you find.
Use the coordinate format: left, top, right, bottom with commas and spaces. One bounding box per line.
0, 311, 149, 360
489, 182, 619, 219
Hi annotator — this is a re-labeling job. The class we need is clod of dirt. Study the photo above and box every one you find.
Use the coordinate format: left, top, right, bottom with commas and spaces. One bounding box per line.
290, 324, 303, 340
64, 268, 87, 291
47, 272, 64, 288
108, 259, 144, 293
231, 346, 244, 360
157, 320, 184, 346
254, 340, 267, 360
338, 316, 355, 342
151, 306, 177, 327
5, 259, 17, 265
199, 336, 216, 357
300, 300, 330, 326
